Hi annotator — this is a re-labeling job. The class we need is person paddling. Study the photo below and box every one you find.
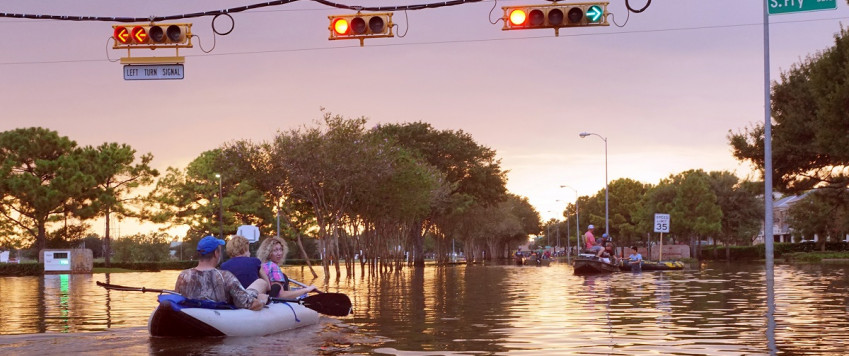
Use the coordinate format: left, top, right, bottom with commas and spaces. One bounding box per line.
256, 236, 320, 299
175, 236, 269, 311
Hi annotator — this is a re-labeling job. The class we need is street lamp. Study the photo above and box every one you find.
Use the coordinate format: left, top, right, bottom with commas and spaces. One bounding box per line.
215, 173, 223, 238
560, 185, 580, 252
556, 199, 566, 252
579, 132, 608, 235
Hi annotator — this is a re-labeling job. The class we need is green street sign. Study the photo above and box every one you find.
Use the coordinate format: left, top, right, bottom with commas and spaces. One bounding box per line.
768, 0, 837, 15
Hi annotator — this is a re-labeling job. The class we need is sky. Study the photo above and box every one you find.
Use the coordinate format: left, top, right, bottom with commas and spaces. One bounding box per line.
1, 0, 847, 237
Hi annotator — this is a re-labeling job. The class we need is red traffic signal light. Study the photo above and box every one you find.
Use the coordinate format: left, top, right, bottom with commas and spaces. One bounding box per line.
329, 13, 393, 46
112, 23, 193, 49
503, 2, 608, 35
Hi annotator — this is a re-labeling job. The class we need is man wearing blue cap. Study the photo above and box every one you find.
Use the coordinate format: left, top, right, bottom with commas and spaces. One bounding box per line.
175, 236, 269, 311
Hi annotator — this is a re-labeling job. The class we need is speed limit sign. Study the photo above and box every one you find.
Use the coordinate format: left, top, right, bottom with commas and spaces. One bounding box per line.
654, 213, 670, 233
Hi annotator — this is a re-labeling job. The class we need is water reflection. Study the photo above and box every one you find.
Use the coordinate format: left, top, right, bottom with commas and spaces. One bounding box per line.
1, 262, 849, 355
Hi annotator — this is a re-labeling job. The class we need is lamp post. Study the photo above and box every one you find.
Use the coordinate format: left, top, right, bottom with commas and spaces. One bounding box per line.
560, 185, 580, 253
579, 132, 608, 235
215, 173, 223, 238
556, 199, 566, 254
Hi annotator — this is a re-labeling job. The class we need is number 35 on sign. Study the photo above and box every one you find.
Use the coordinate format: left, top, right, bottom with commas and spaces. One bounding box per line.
654, 213, 670, 233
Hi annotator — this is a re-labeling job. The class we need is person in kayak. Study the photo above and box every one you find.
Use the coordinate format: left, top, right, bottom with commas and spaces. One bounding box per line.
257, 236, 320, 299
221, 235, 268, 289
627, 246, 643, 272
175, 235, 269, 311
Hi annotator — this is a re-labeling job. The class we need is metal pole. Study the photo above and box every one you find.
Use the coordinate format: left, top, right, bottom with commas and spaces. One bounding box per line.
216, 174, 223, 238
578, 133, 609, 235
604, 137, 609, 235
566, 214, 571, 257
561, 185, 580, 252
763, 2, 776, 354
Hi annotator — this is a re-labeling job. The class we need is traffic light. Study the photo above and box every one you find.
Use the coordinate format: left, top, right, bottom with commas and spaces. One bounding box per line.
328, 13, 393, 46
502, 2, 608, 35
112, 23, 193, 49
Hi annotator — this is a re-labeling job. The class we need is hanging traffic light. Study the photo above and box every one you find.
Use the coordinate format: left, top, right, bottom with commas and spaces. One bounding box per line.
112, 23, 193, 49
328, 13, 393, 46
502, 2, 608, 36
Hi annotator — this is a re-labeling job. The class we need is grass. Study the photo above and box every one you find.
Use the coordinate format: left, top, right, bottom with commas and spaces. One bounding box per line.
784, 251, 849, 263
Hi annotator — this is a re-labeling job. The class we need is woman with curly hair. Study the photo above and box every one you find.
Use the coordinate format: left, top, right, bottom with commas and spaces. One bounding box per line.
256, 236, 319, 299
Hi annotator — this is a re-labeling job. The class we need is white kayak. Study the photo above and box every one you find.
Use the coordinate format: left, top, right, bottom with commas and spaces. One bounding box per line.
148, 294, 320, 337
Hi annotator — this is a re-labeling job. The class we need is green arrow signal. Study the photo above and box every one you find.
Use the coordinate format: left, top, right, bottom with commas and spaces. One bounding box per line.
587, 5, 603, 22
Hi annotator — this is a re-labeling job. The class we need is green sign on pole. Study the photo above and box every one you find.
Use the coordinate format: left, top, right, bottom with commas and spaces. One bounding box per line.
768, 0, 837, 15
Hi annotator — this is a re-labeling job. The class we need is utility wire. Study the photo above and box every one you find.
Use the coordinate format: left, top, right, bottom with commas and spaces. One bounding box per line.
0, 0, 486, 22
2, 16, 844, 66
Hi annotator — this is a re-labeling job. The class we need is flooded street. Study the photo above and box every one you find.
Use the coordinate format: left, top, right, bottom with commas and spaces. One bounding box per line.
2, 261, 849, 355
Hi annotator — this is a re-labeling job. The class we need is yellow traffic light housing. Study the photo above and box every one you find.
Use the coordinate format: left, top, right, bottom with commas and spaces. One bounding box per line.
112, 23, 193, 49
112, 23, 193, 65
328, 13, 394, 47
502, 2, 609, 36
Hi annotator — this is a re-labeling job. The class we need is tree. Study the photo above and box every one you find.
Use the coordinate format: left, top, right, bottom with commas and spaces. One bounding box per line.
112, 232, 172, 262
787, 190, 849, 250
79, 143, 158, 266
671, 170, 722, 259
706, 171, 762, 256
0, 128, 97, 253
730, 28, 849, 195
373, 121, 508, 267
147, 149, 272, 240
607, 178, 649, 247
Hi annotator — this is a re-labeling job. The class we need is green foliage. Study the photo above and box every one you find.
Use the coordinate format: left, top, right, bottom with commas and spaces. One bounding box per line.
0, 127, 98, 251
111, 232, 171, 262
92, 260, 195, 271
707, 171, 762, 245
729, 27, 849, 194
607, 178, 649, 243
0, 262, 42, 276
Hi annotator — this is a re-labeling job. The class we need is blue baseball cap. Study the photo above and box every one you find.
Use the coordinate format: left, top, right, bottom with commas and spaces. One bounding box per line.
197, 236, 225, 255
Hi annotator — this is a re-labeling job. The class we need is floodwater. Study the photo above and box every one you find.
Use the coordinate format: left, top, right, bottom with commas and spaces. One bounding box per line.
1, 260, 849, 355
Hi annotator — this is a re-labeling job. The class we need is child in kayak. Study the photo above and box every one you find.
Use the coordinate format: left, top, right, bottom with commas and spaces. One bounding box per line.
220, 235, 264, 289
256, 236, 319, 299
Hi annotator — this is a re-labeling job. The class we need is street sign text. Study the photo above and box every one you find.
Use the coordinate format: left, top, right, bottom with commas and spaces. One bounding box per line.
123, 64, 184, 80
768, 0, 837, 15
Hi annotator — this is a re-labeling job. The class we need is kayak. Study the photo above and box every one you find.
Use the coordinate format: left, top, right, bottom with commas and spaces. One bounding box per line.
148, 294, 320, 337
573, 254, 619, 275
620, 260, 685, 271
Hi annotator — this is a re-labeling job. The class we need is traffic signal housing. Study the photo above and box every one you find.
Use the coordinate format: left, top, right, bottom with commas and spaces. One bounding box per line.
502, 2, 608, 36
112, 23, 193, 49
328, 13, 394, 46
